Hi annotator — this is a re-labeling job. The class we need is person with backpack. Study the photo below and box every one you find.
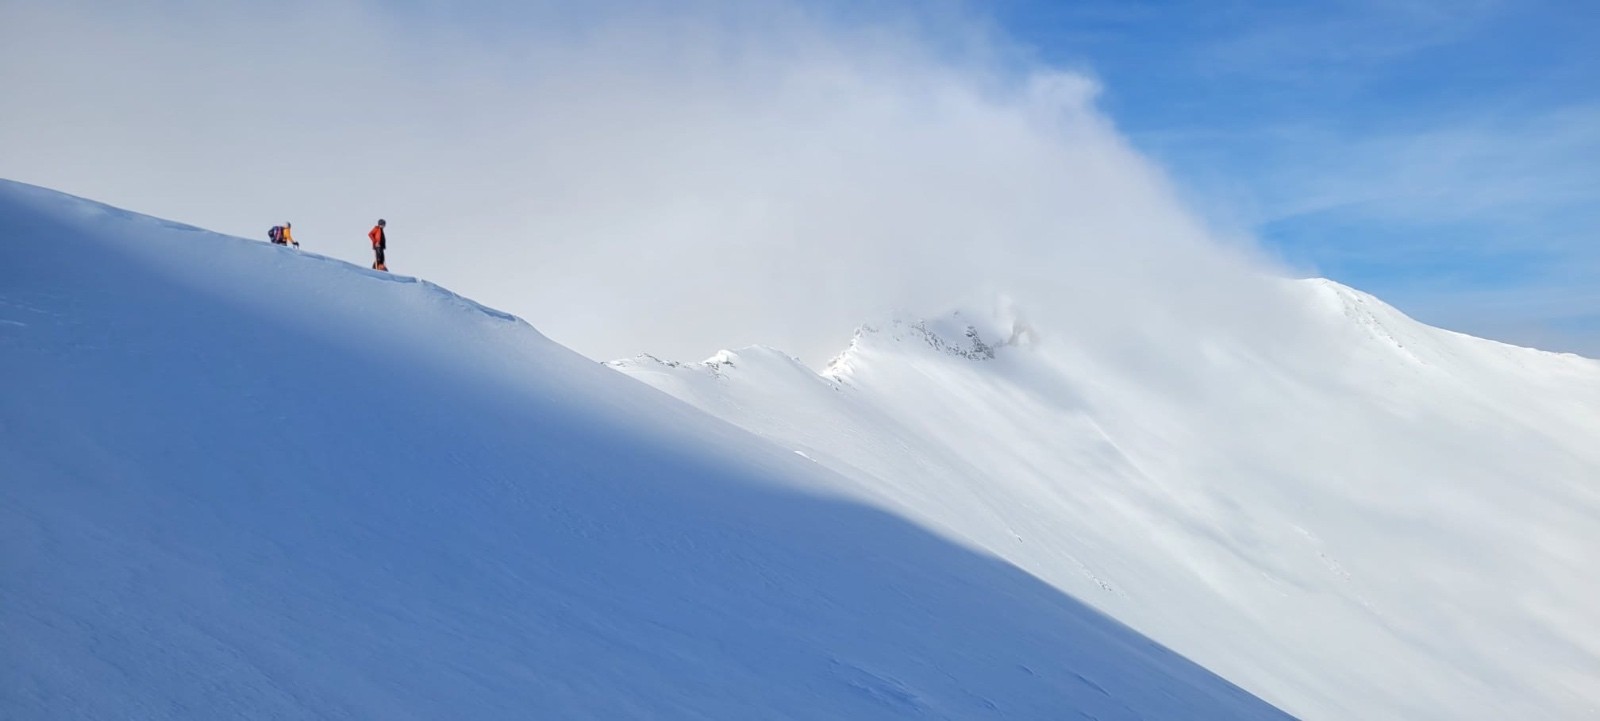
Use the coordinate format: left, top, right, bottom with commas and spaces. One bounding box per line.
268, 222, 298, 248
368, 219, 387, 271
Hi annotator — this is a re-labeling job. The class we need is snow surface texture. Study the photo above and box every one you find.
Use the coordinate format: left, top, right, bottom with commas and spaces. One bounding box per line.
0, 179, 1294, 719
613, 284, 1600, 719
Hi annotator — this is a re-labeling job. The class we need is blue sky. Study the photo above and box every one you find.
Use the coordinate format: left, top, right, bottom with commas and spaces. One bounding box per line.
981, 0, 1600, 354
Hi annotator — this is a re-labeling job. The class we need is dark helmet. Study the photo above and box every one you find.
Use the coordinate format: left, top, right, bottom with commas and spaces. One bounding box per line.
377, 219, 386, 227
285, 222, 292, 228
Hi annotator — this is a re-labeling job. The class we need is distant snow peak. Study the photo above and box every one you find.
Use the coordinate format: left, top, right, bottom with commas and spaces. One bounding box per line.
834, 318, 998, 362
1297, 277, 1431, 364
824, 300, 1036, 379
697, 349, 746, 377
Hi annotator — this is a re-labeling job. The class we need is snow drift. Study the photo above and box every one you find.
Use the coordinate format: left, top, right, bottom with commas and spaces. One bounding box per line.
0, 180, 1293, 719
613, 281, 1600, 719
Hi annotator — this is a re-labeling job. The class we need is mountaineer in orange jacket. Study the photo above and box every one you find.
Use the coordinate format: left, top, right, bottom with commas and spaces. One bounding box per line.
369, 219, 387, 271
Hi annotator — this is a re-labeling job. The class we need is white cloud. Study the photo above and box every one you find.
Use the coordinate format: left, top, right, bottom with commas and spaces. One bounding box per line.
1, 0, 1291, 363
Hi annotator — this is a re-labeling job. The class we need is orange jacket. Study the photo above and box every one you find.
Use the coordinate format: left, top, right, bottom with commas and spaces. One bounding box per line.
369, 225, 385, 249
281, 226, 294, 245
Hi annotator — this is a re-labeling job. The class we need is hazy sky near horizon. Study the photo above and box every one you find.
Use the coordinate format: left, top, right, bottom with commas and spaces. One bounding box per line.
3, 0, 1595, 360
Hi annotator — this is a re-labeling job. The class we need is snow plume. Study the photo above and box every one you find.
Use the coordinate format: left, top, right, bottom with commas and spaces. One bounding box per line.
0, 0, 1291, 363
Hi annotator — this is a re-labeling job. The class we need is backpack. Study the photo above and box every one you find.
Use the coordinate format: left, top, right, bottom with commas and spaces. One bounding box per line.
268, 226, 283, 243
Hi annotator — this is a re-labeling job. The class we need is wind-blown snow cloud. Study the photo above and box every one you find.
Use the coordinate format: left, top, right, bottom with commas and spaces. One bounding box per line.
995, 0, 1599, 357
0, 0, 1289, 363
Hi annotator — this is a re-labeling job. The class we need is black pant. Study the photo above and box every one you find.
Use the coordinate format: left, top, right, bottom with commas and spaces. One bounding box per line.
373, 246, 386, 269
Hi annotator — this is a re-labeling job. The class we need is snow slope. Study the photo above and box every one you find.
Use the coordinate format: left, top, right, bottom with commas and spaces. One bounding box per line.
0, 179, 1296, 719
612, 284, 1600, 719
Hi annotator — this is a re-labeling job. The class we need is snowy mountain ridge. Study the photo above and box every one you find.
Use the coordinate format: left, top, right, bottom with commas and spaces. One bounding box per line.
615, 270, 1600, 720
7, 178, 1599, 720
2, 179, 1301, 720
624, 274, 1588, 390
